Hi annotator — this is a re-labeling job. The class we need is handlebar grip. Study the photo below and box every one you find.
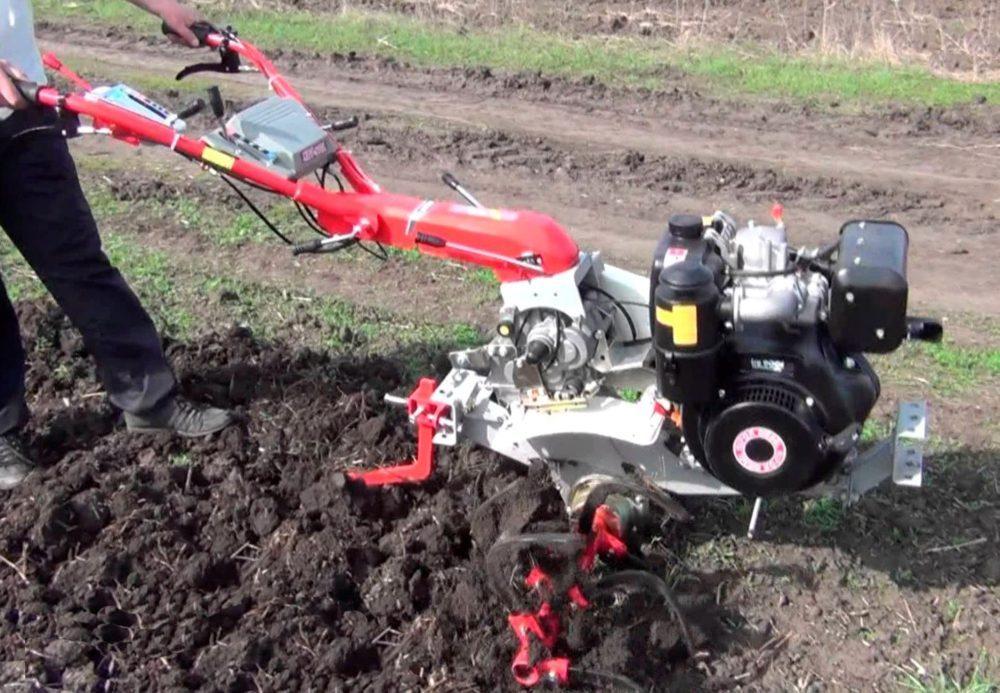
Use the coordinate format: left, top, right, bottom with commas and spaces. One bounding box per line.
176, 98, 206, 120
12, 79, 41, 106
161, 20, 216, 47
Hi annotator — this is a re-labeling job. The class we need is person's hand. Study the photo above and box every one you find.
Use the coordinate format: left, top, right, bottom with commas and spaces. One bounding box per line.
0, 60, 29, 110
150, 0, 206, 48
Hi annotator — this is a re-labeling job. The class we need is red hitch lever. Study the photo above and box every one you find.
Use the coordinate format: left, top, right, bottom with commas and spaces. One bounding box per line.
348, 378, 444, 486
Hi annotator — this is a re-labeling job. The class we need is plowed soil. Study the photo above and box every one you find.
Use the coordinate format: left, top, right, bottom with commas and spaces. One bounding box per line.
0, 304, 710, 691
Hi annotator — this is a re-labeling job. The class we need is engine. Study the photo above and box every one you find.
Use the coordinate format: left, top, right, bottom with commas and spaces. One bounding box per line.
651, 212, 910, 496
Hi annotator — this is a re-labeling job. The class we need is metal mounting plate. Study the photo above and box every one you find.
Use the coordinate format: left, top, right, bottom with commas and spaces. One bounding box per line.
892, 400, 926, 487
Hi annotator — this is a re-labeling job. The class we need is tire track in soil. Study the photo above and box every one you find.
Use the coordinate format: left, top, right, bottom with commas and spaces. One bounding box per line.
40, 32, 1000, 315
0, 303, 715, 690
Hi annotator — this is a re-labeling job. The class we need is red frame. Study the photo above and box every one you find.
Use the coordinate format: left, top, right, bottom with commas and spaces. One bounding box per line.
34, 33, 580, 283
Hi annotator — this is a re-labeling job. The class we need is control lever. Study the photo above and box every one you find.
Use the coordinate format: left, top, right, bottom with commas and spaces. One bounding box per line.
442, 171, 483, 208
323, 116, 359, 132
207, 86, 226, 120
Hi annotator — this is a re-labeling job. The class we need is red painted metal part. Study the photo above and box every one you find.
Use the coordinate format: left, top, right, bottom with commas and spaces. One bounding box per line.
35, 38, 579, 283
503, 507, 633, 687
579, 504, 629, 571
41, 52, 92, 91
347, 378, 443, 486
508, 605, 570, 687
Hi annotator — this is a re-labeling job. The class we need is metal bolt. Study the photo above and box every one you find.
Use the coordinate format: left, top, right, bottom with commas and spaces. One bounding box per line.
844, 356, 856, 369
876, 328, 885, 339
806, 397, 815, 407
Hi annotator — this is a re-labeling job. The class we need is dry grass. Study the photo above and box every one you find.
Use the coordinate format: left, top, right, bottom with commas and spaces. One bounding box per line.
210, 0, 999, 80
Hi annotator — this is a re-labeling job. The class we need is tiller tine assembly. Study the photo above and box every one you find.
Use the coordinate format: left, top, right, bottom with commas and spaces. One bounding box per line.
489, 486, 695, 689
347, 378, 446, 486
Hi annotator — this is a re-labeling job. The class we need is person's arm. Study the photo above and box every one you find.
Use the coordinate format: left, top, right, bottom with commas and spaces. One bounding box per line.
125, 0, 205, 47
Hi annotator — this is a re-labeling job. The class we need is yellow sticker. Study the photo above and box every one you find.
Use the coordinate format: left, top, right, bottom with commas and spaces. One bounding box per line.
655, 304, 698, 346
202, 147, 235, 171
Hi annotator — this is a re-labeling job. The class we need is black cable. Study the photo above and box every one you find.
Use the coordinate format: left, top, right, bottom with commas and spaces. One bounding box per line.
219, 174, 292, 245
357, 241, 388, 261
295, 201, 328, 237
580, 283, 639, 343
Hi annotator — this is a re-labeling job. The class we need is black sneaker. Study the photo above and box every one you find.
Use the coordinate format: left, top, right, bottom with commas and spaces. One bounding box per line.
124, 397, 235, 438
0, 433, 34, 490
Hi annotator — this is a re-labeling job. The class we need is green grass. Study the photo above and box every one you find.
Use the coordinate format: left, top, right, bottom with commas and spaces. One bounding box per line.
923, 342, 1000, 380
802, 497, 845, 533
618, 388, 641, 403
680, 51, 998, 107
872, 338, 1000, 397
35, 2, 999, 107
900, 655, 999, 693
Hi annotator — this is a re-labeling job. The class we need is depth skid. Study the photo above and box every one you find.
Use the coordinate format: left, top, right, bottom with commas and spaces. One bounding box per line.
348, 378, 443, 486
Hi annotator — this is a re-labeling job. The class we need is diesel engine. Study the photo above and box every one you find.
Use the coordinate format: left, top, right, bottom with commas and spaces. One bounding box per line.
651, 211, 911, 496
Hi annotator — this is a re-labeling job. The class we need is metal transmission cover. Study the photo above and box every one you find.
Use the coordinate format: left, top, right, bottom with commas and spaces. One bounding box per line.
202, 96, 335, 180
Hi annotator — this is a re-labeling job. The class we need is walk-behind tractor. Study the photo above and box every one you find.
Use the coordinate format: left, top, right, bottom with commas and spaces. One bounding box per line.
17, 24, 943, 689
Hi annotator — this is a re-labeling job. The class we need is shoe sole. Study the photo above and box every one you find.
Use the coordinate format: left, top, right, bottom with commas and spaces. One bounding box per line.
126, 420, 235, 438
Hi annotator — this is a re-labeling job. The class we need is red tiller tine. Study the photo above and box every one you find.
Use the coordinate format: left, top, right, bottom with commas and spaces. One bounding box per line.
567, 585, 589, 609
508, 606, 564, 687
579, 504, 629, 571
524, 565, 551, 592
535, 658, 570, 687
348, 378, 445, 486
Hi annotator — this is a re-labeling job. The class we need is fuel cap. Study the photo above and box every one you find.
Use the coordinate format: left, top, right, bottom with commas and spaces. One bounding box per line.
668, 214, 704, 239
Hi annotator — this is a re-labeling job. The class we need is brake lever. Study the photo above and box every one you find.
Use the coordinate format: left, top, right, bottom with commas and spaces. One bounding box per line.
164, 21, 243, 81
175, 52, 242, 81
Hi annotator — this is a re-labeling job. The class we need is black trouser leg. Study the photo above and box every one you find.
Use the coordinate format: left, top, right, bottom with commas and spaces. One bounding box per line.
0, 110, 176, 429
0, 273, 28, 435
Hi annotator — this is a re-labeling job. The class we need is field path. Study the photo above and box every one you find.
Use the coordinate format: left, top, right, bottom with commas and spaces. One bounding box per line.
42, 35, 1000, 315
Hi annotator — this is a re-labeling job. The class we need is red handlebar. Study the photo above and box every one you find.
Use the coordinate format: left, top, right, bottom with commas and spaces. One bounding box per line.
32, 33, 580, 283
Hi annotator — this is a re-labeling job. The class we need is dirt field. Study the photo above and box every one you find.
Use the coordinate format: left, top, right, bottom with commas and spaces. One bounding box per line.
0, 5, 998, 692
